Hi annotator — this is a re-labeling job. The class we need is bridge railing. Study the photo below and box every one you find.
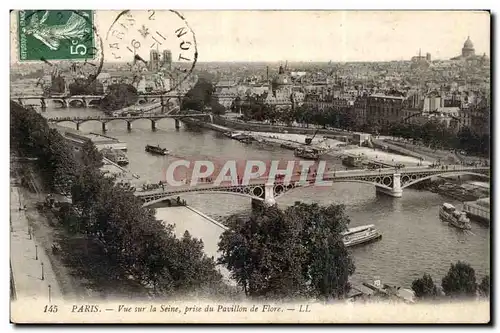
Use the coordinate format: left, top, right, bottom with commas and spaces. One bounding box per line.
135, 165, 489, 195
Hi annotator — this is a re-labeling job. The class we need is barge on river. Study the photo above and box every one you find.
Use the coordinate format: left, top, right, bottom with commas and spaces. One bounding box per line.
342, 224, 382, 247
463, 198, 490, 227
145, 144, 169, 156
294, 147, 321, 160
102, 148, 129, 166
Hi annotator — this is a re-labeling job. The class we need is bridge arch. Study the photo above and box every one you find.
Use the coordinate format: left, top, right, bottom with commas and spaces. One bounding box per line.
142, 190, 264, 207
88, 99, 101, 107
51, 99, 67, 108
401, 171, 490, 189
68, 99, 85, 108
273, 179, 393, 199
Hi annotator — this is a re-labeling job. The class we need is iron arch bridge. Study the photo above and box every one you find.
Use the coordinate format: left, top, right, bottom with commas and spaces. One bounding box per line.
136, 166, 490, 206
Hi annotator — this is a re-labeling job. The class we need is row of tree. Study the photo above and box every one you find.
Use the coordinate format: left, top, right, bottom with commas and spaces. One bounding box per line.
217, 201, 355, 300
181, 78, 225, 115
10, 101, 230, 298
237, 102, 489, 157
412, 261, 489, 299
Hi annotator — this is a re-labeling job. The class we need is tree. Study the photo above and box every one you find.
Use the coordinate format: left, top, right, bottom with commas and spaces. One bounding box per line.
100, 83, 138, 111
478, 275, 489, 297
411, 273, 438, 298
80, 140, 103, 170
218, 202, 355, 300
181, 78, 215, 111
12, 101, 227, 299
441, 261, 477, 297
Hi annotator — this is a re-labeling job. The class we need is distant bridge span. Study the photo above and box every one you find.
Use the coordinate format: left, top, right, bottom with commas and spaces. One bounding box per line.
46, 113, 212, 131
13, 92, 229, 109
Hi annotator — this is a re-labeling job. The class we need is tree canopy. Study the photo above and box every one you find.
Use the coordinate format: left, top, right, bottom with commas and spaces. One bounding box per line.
218, 201, 355, 300
10, 101, 227, 298
100, 83, 139, 112
441, 261, 477, 297
411, 273, 438, 299
478, 275, 489, 298
181, 78, 225, 114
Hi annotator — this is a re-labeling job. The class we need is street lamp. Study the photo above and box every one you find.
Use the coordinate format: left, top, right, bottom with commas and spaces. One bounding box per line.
41, 262, 44, 281
48, 284, 51, 303
35, 245, 38, 260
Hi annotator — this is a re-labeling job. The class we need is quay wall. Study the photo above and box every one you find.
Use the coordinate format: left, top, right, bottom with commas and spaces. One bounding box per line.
212, 116, 352, 137
371, 139, 431, 162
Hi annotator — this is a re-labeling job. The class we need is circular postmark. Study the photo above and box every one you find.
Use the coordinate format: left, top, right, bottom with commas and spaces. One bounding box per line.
106, 10, 198, 93
20, 10, 104, 92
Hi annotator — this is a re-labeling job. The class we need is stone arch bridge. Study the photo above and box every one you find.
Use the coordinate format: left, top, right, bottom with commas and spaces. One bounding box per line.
46, 113, 212, 131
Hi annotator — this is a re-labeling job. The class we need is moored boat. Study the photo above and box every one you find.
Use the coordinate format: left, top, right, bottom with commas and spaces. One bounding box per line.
463, 198, 490, 226
145, 144, 169, 156
102, 148, 129, 166
294, 147, 320, 160
342, 155, 366, 168
439, 203, 472, 230
342, 224, 382, 247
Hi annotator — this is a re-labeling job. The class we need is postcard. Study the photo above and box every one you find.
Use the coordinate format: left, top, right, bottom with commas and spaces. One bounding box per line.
10, 10, 491, 324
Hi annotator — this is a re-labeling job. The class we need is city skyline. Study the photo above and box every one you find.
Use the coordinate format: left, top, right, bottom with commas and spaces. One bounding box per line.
10, 10, 490, 63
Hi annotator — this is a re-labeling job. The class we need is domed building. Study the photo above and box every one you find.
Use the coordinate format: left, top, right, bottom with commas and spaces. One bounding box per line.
462, 36, 475, 57
271, 65, 293, 95
451, 36, 488, 64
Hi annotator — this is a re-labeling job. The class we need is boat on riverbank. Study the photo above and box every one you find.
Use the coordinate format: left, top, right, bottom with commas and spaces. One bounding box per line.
102, 148, 129, 166
463, 198, 490, 226
294, 147, 320, 160
224, 131, 254, 143
342, 224, 382, 247
145, 144, 169, 155
439, 203, 472, 230
342, 155, 366, 168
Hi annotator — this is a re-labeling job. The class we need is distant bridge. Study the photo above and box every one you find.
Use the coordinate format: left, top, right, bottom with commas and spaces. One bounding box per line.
46, 113, 212, 131
134, 165, 490, 206
13, 92, 230, 109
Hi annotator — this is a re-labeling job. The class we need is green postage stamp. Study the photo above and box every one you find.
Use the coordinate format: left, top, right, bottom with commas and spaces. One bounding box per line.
18, 10, 95, 61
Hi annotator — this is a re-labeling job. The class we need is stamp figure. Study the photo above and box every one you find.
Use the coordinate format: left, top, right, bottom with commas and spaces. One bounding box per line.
18, 10, 95, 61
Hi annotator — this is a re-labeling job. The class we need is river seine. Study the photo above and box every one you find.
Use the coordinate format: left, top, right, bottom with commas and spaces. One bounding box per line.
46, 107, 490, 288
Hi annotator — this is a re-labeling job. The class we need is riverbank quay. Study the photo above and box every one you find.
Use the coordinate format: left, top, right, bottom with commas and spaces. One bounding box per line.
10, 185, 63, 303
155, 206, 234, 286
182, 116, 430, 168
427, 178, 490, 203
215, 115, 354, 137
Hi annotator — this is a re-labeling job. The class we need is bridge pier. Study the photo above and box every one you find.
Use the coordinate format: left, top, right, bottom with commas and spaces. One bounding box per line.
174, 119, 180, 129
151, 120, 157, 131
127, 121, 132, 131
101, 122, 108, 132
264, 183, 277, 206
376, 173, 403, 198
83, 98, 90, 108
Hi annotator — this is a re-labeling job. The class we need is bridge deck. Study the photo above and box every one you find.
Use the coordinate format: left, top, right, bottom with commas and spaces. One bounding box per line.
135, 165, 489, 198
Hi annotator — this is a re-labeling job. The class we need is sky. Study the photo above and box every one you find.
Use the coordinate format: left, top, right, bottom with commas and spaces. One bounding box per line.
10, 10, 490, 63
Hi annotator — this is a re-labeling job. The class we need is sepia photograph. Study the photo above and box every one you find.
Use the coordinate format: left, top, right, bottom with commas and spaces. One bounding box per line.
9, 9, 491, 324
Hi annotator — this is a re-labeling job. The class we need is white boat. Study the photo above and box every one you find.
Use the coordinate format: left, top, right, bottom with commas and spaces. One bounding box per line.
342, 224, 382, 247
439, 203, 472, 230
